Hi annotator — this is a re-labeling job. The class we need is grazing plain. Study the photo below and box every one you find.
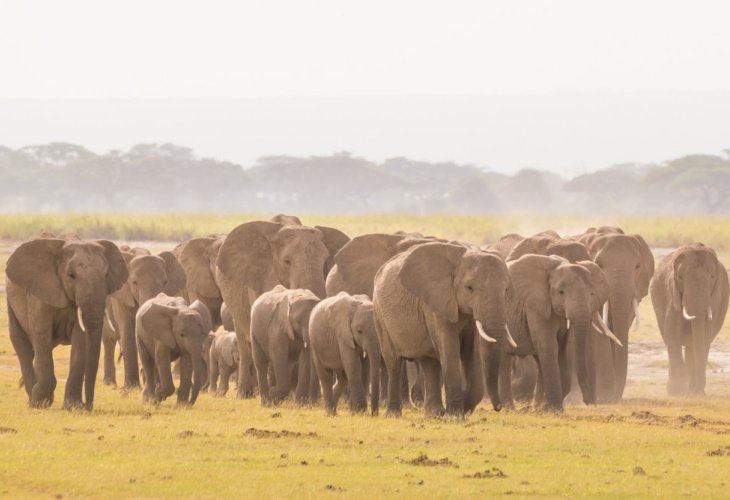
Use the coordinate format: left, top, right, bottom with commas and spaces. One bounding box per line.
1, 214, 730, 498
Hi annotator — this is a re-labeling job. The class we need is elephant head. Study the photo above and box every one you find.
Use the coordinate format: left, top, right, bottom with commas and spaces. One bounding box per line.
217, 221, 349, 300
176, 235, 224, 326
328, 292, 382, 414
327, 232, 442, 297
508, 254, 617, 406
113, 251, 186, 308
486, 233, 524, 261
140, 297, 212, 404
582, 230, 654, 402
507, 235, 590, 263
6, 238, 128, 408
284, 288, 321, 347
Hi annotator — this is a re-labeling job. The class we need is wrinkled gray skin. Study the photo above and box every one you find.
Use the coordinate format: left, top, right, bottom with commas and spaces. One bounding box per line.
578, 227, 654, 403
309, 293, 382, 416
220, 302, 235, 331
102, 248, 186, 388
326, 232, 442, 406
651, 243, 729, 396
209, 330, 240, 396
373, 242, 510, 417
497, 255, 610, 412
136, 294, 212, 406
250, 286, 321, 405
174, 235, 225, 330
216, 217, 349, 398
6, 238, 128, 409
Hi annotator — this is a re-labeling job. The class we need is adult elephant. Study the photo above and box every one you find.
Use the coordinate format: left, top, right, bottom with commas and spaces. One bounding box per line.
579, 227, 654, 403
216, 219, 349, 398
498, 255, 619, 411
102, 247, 186, 388
174, 235, 225, 330
650, 243, 729, 396
373, 242, 511, 417
6, 238, 128, 409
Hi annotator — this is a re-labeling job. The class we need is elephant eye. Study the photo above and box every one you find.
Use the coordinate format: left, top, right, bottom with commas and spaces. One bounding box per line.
357, 329, 363, 335
559, 289, 564, 295
68, 271, 76, 279
635, 264, 640, 270
466, 285, 474, 292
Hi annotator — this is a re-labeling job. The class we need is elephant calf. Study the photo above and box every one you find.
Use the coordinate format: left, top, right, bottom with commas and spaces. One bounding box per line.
209, 331, 239, 396
250, 285, 321, 406
309, 292, 383, 416
136, 293, 212, 406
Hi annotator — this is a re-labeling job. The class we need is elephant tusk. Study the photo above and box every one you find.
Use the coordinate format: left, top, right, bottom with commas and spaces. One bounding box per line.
77, 308, 86, 333
682, 305, 696, 321
632, 299, 641, 331
566, 318, 571, 330
105, 310, 115, 333
708, 307, 713, 321
362, 351, 367, 359
593, 311, 623, 347
475, 320, 497, 343
303, 341, 308, 349
505, 324, 518, 348
602, 302, 609, 325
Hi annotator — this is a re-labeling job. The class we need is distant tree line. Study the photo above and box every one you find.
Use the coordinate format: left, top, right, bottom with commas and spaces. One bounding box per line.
1, 142, 729, 214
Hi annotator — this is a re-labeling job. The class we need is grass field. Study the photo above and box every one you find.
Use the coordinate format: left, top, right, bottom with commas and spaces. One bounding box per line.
1, 214, 730, 498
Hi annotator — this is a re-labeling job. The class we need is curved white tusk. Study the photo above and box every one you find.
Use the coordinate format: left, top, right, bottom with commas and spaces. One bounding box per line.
105, 310, 116, 333
505, 324, 518, 348
602, 302, 609, 325
708, 307, 713, 321
682, 305, 696, 321
362, 351, 367, 359
592, 322, 603, 334
566, 318, 571, 330
303, 341, 308, 349
593, 311, 623, 347
632, 298, 641, 331
476, 320, 497, 343
77, 308, 86, 333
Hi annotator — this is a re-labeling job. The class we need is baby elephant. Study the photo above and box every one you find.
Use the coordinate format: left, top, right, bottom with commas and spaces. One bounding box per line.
250, 285, 321, 406
209, 331, 239, 396
136, 293, 212, 406
309, 292, 382, 416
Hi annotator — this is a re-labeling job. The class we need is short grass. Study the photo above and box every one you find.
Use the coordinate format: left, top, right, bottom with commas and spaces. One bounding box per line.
2, 215, 730, 497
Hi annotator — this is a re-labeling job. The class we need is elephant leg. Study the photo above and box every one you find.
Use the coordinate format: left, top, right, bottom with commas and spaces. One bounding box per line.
232, 308, 256, 399
385, 357, 404, 417
664, 318, 687, 396
512, 356, 539, 403
251, 339, 270, 405
270, 349, 292, 404
308, 350, 321, 403
439, 340, 464, 417
137, 340, 156, 403
177, 354, 193, 405
102, 333, 117, 386
333, 372, 348, 406
312, 355, 336, 415
421, 357, 445, 417
341, 348, 366, 414
499, 353, 515, 409
534, 336, 563, 412
64, 324, 87, 409
219, 363, 231, 396
407, 361, 424, 407
116, 303, 140, 389
154, 345, 175, 402
294, 348, 311, 405
30, 330, 56, 408
461, 329, 484, 414
208, 355, 219, 394
8, 308, 36, 399
399, 367, 410, 407
558, 333, 571, 400
593, 334, 616, 403
688, 319, 710, 396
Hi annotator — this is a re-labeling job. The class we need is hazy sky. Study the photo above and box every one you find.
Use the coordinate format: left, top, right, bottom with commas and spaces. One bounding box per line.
2, 1, 730, 172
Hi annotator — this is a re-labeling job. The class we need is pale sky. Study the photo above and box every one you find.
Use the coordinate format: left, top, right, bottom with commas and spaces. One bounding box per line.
1, 1, 730, 172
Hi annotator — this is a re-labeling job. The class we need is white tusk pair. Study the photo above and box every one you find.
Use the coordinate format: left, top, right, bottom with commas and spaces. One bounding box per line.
593, 311, 623, 347
476, 320, 518, 348
633, 298, 641, 330
682, 305, 696, 321
77, 308, 86, 333
105, 310, 115, 333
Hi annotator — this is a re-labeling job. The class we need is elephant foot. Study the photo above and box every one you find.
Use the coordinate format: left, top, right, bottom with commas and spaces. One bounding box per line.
63, 398, 86, 411
424, 405, 445, 418
325, 407, 337, 417
123, 382, 141, 391
103, 377, 117, 387
236, 389, 255, 399
385, 407, 402, 418
490, 401, 502, 412
29, 396, 53, 409
176, 400, 193, 408
541, 402, 564, 413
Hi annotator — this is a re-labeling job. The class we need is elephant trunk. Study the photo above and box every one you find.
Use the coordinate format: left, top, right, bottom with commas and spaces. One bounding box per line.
572, 316, 595, 405
481, 322, 505, 412
689, 314, 709, 395
78, 297, 106, 410
293, 268, 327, 300
190, 352, 205, 404
368, 341, 381, 416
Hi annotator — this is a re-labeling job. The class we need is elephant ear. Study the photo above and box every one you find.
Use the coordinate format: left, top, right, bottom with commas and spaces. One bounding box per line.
110, 251, 136, 307
577, 260, 610, 308
329, 295, 359, 350
270, 214, 302, 226
333, 233, 408, 296
6, 238, 69, 308
179, 237, 221, 298
141, 302, 179, 349
399, 242, 467, 323
158, 251, 187, 296
545, 241, 591, 263
189, 299, 213, 335
95, 240, 129, 295
631, 234, 655, 300
508, 254, 563, 320
315, 226, 351, 274
216, 221, 281, 294
506, 236, 552, 262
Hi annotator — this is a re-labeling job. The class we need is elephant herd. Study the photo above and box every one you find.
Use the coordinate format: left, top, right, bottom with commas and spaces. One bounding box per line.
5, 217, 729, 417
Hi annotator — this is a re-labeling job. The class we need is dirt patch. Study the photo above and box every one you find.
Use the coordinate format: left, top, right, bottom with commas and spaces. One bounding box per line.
573, 414, 625, 424
706, 446, 730, 456
177, 430, 197, 438
463, 468, 507, 478
399, 453, 458, 468
0, 427, 18, 434
630, 411, 668, 424
244, 428, 318, 439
